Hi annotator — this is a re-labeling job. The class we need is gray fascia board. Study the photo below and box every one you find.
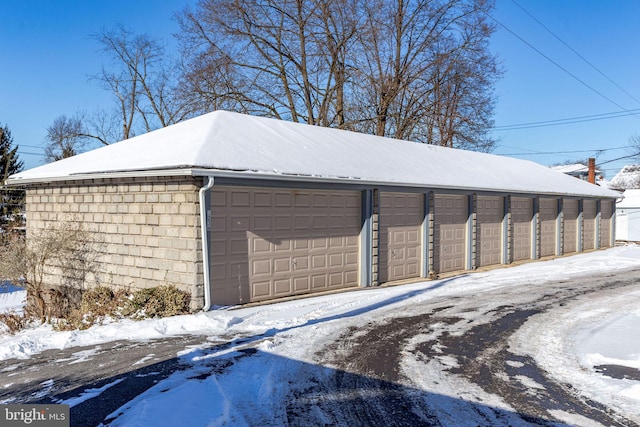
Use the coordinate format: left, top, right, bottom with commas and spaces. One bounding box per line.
5, 167, 619, 200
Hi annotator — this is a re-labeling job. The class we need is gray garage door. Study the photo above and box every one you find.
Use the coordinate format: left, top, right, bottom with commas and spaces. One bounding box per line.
511, 197, 532, 262
600, 200, 613, 248
539, 198, 558, 257
210, 187, 361, 305
563, 199, 579, 254
379, 192, 423, 283
434, 194, 468, 273
583, 200, 597, 250
477, 196, 503, 267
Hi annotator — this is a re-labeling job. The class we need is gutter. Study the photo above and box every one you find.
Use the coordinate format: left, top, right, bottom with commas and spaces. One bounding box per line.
6, 167, 619, 199
199, 176, 215, 311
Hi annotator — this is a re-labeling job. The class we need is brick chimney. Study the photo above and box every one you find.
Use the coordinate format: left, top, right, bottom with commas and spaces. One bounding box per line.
588, 157, 596, 184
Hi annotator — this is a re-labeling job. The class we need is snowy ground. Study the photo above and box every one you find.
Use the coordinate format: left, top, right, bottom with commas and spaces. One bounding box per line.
0, 282, 26, 317
2, 247, 640, 426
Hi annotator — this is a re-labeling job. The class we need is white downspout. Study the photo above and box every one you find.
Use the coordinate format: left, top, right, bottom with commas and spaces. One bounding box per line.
199, 176, 215, 311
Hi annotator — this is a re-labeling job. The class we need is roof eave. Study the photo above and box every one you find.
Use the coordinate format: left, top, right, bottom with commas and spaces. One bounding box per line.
5, 167, 619, 200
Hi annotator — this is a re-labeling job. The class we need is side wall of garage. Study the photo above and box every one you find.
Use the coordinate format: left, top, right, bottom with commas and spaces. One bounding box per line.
25, 176, 204, 310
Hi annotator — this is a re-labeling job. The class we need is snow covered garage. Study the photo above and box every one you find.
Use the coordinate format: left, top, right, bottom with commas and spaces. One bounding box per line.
7, 111, 619, 309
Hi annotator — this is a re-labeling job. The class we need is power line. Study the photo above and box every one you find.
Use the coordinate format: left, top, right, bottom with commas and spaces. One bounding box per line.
511, 0, 640, 107
493, 108, 640, 131
486, 13, 640, 120
17, 151, 45, 157
498, 145, 631, 156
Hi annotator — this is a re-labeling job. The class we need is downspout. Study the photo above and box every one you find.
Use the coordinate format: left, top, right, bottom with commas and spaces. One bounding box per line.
199, 176, 215, 311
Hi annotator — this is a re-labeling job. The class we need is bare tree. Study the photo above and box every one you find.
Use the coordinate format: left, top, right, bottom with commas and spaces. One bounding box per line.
43, 27, 194, 160
92, 26, 194, 141
629, 133, 640, 159
44, 114, 89, 162
177, 0, 360, 126
177, 0, 500, 151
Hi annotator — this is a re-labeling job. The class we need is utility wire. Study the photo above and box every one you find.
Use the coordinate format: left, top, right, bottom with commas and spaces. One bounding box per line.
17, 151, 45, 157
486, 13, 640, 120
494, 108, 640, 131
511, 0, 640, 107
498, 145, 631, 156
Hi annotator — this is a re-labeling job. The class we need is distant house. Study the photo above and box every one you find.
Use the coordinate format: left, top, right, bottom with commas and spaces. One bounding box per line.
610, 165, 640, 191
616, 189, 640, 242
7, 111, 619, 309
551, 163, 602, 181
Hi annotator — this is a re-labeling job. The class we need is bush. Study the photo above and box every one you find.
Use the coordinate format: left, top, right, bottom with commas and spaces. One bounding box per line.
122, 286, 191, 319
0, 221, 103, 323
51, 285, 191, 330
0, 312, 27, 335
80, 286, 130, 316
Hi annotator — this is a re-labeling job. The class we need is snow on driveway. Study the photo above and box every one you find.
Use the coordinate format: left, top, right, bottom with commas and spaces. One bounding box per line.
2, 246, 640, 425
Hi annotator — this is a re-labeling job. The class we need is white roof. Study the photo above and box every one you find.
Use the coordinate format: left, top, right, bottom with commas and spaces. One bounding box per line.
550, 163, 600, 175
610, 164, 640, 190
9, 110, 617, 198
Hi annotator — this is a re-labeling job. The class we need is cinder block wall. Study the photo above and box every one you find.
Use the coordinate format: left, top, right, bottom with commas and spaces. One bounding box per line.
25, 176, 205, 310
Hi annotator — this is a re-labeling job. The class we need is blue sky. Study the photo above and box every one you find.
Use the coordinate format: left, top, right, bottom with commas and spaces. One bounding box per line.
490, 0, 640, 178
2, 0, 640, 179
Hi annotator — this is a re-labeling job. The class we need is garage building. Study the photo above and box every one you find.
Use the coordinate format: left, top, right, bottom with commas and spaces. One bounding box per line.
7, 111, 619, 309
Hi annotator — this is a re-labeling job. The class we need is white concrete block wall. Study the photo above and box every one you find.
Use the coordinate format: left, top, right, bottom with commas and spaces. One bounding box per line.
25, 176, 204, 310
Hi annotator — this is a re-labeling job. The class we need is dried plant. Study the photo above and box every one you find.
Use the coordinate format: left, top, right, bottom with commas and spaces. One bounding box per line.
0, 221, 103, 322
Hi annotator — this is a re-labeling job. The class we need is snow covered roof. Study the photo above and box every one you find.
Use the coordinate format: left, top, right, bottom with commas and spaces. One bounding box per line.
550, 163, 601, 176
8, 111, 618, 198
610, 165, 640, 190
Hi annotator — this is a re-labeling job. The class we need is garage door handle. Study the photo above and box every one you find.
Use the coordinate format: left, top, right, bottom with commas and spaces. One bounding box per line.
291, 259, 297, 270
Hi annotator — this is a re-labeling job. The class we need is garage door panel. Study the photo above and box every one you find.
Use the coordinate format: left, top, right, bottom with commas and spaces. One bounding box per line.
254, 216, 271, 231
379, 193, 423, 283
311, 255, 326, 268
312, 216, 328, 229
583, 200, 596, 250
231, 191, 250, 207
563, 199, 578, 253
600, 201, 613, 247
294, 277, 310, 292
274, 216, 291, 230
434, 195, 468, 273
312, 194, 328, 206
231, 216, 250, 231
254, 192, 271, 206
253, 282, 270, 298
274, 279, 290, 295
294, 193, 311, 207
252, 259, 271, 275
477, 196, 503, 268
275, 193, 291, 206
511, 197, 532, 261
539, 199, 558, 257
211, 187, 360, 305
312, 275, 326, 289
293, 239, 309, 250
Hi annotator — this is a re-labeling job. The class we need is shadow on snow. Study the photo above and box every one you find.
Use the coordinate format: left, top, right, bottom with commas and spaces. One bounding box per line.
0, 277, 573, 425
